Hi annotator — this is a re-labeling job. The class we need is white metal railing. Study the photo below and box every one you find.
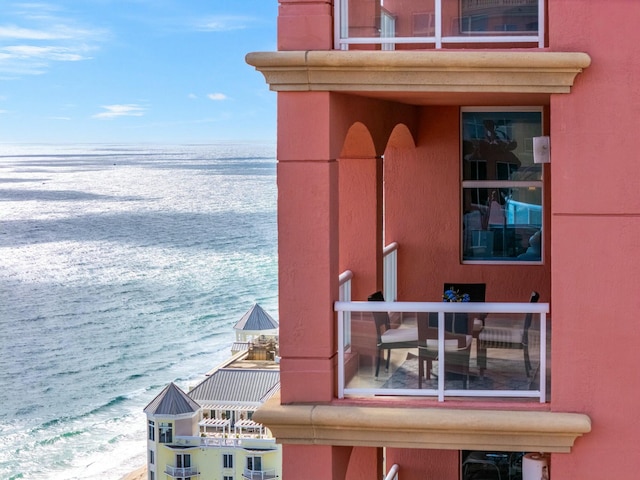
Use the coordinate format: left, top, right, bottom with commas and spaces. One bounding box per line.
383, 242, 398, 302
384, 464, 400, 480
165, 465, 199, 477
335, 300, 549, 402
339, 270, 354, 349
243, 468, 278, 480
335, 0, 544, 50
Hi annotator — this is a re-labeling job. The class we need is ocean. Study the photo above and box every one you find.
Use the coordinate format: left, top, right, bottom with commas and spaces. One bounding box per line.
0, 143, 279, 480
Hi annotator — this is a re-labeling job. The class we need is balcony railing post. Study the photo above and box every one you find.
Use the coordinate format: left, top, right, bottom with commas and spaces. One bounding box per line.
337, 308, 345, 399
383, 242, 398, 303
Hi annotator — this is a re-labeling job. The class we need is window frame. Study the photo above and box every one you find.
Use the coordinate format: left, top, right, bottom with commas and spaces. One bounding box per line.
159, 422, 173, 444
148, 420, 155, 441
460, 106, 545, 265
223, 453, 234, 469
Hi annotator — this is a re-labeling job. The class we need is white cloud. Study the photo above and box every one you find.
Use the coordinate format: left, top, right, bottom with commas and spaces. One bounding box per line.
4, 45, 87, 61
207, 93, 227, 101
196, 15, 254, 32
0, 5, 106, 76
92, 104, 146, 119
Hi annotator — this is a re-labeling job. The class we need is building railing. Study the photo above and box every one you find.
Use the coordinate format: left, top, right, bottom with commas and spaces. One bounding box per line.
165, 465, 199, 477
339, 269, 354, 350
335, 300, 549, 402
335, 0, 544, 50
243, 468, 279, 480
383, 242, 398, 302
384, 464, 400, 480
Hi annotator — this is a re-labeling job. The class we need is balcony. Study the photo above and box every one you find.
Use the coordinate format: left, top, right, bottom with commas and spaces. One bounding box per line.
336, 0, 544, 50
243, 468, 278, 480
336, 299, 549, 402
174, 435, 277, 450
337, 245, 550, 402
165, 465, 199, 478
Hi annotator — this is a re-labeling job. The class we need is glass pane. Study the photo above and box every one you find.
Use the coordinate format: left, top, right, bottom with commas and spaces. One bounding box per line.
462, 110, 542, 182
454, 0, 539, 35
463, 186, 542, 261
346, 0, 436, 38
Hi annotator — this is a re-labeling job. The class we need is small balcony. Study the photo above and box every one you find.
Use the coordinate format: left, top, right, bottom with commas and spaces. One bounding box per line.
243, 468, 279, 480
337, 245, 550, 402
165, 465, 199, 478
336, 299, 549, 402
336, 0, 544, 50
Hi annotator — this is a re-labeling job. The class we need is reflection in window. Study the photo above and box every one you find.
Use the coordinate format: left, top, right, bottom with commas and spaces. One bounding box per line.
461, 109, 543, 262
159, 422, 173, 443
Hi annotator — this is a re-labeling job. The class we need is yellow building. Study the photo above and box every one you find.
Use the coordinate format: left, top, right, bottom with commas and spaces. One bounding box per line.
144, 306, 281, 480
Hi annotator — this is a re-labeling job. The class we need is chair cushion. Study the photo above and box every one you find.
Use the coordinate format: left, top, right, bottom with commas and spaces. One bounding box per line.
381, 326, 418, 343
479, 326, 523, 344
425, 335, 472, 351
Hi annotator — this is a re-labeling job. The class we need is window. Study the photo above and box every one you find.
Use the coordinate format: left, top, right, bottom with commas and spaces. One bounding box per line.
337, 0, 543, 49
459, 0, 539, 34
149, 472, 154, 480
461, 108, 543, 263
461, 450, 529, 479
223, 453, 234, 469
176, 453, 191, 469
223, 476, 234, 480
148, 420, 155, 441
247, 456, 262, 472
159, 422, 173, 443
149, 449, 154, 465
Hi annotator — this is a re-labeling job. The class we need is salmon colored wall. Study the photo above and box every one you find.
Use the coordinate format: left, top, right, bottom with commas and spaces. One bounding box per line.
549, 2, 640, 478
283, 445, 353, 480
386, 448, 459, 480
278, 0, 333, 50
385, 106, 550, 303
345, 447, 383, 480
339, 153, 384, 300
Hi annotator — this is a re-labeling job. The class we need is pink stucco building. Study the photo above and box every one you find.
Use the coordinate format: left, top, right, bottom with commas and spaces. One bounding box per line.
247, 1, 638, 479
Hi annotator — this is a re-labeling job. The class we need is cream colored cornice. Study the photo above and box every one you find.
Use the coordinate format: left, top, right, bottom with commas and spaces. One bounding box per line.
253, 395, 591, 453
246, 50, 591, 95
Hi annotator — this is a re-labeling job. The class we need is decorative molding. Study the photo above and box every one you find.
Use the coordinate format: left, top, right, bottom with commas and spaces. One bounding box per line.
253, 395, 591, 453
246, 50, 591, 95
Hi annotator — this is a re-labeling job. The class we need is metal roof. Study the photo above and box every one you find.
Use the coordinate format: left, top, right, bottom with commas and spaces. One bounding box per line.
187, 368, 280, 405
233, 304, 279, 332
144, 382, 201, 416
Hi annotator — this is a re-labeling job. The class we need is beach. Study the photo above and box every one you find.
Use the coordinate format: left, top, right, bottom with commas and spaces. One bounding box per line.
120, 466, 146, 480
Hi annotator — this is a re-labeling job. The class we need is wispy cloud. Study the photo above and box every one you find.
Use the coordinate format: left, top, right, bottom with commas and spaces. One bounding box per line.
92, 104, 146, 119
0, 3, 106, 76
207, 93, 227, 101
195, 15, 255, 32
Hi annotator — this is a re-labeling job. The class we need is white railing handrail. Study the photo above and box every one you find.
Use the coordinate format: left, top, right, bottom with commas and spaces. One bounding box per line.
165, 465, 199, 476
339, 269, 354, 286
336, 300, 548, 402
335, 300, 548, 314
384, 464, 400, 480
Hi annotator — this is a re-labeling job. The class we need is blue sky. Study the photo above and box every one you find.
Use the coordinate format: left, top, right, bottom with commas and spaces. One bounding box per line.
0, 1, 277, 144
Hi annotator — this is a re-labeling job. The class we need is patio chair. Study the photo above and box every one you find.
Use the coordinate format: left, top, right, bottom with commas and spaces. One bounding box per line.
417, 313, 473, 388
477, 291, 540, 377
368, 291, 418, 377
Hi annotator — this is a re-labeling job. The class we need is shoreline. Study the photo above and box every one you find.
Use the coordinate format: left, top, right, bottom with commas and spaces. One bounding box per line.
120, 465, 146, 480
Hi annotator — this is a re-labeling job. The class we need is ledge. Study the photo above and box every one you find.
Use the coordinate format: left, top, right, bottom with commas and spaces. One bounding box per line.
245, 50, 591, 97
253, 394, 591, 453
